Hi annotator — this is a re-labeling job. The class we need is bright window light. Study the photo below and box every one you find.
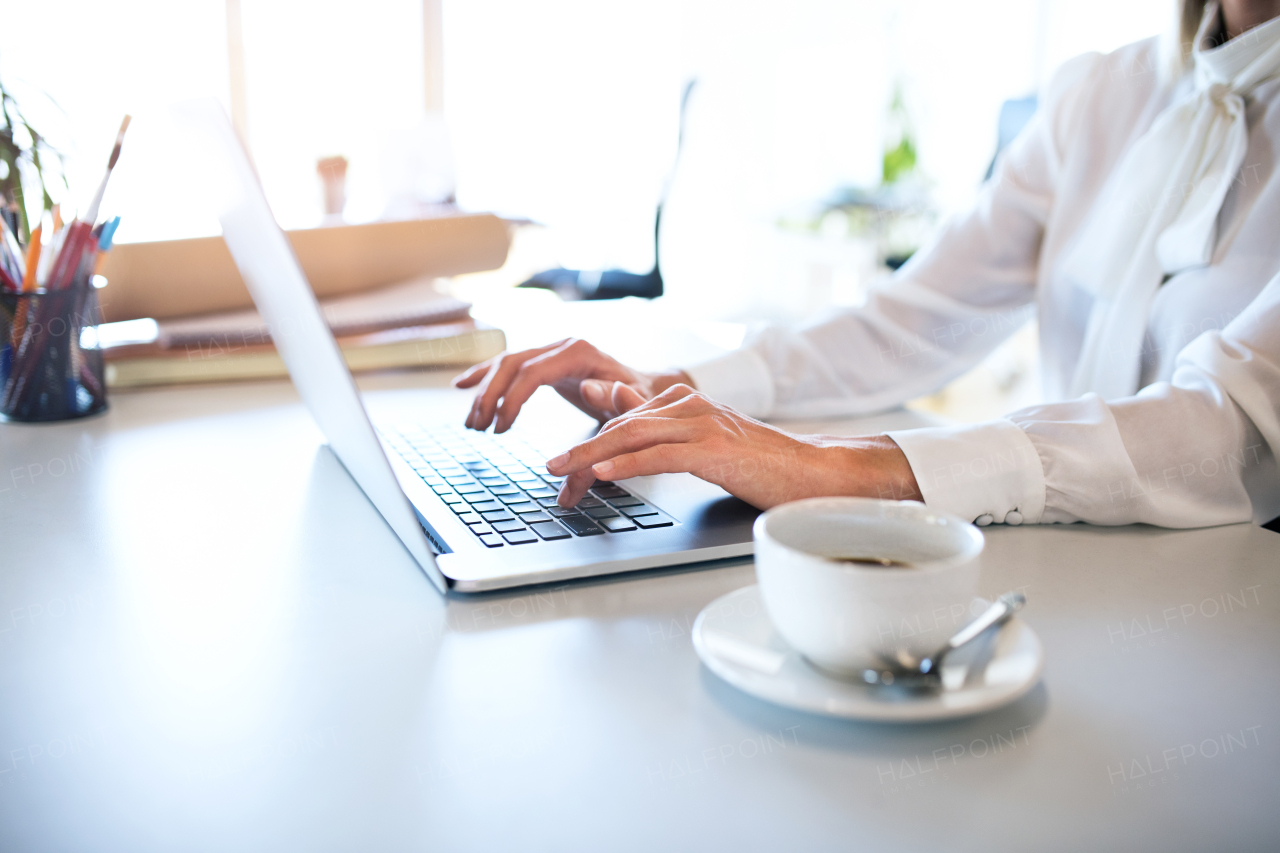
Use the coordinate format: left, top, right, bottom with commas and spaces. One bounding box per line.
3, 0, 1170, 261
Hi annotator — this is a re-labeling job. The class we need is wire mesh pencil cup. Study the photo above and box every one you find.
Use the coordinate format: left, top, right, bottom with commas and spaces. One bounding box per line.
1, 281, 108, 421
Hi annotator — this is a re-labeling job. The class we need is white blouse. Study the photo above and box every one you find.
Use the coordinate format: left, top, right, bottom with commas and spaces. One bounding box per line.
683, 35, 1280, 529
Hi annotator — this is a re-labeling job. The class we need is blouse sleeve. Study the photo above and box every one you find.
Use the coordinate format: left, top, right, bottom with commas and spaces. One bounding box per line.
888, 268, 1280, 527
684, 52, 1104, 420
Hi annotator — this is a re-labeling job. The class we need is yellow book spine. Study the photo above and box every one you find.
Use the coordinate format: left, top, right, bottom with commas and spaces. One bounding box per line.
104, 328, 505, 389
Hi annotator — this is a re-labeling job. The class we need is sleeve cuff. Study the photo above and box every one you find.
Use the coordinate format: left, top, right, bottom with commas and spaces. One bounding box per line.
886, 419, 1047, 526
683, 348, 776, 418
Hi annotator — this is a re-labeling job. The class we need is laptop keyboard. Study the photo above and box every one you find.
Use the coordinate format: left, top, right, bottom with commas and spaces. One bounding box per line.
381, 425, 676, 548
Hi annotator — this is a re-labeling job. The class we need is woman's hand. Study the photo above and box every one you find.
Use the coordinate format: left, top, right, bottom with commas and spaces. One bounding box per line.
453, 338, 690, 433
545, 384, 923, 509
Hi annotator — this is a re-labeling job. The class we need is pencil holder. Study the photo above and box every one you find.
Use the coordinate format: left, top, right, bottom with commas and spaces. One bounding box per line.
0, 282, 108, 422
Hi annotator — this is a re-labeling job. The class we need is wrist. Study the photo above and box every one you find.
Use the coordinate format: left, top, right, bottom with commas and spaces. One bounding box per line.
867, 435, 923, 501
810, 435, 923, 502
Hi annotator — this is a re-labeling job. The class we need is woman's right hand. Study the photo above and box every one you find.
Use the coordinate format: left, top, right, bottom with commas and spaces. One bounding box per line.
452, 338, 692, 433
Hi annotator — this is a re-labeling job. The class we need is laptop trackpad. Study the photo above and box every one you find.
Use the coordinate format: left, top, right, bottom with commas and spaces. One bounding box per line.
624, 472, 758, 529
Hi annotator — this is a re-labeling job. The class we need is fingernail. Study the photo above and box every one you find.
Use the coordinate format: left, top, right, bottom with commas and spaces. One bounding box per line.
547, 453, 569, 472
593, 460, 615, 476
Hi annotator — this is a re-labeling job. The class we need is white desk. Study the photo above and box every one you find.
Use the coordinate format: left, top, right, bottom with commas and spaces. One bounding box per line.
2, 306, 1278, 851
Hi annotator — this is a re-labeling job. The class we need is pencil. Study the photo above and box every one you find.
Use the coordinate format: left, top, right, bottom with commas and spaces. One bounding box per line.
22, 225, 41, 292
98, 216, 121, 250
0, 215, 23, 292
35, 211, 55, 285
45, 221, 91, 291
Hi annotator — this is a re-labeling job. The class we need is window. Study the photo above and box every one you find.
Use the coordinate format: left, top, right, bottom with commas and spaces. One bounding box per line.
5, 0, 1169, 264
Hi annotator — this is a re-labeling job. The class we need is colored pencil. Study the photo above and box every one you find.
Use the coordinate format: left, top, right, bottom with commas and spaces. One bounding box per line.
1, 116, 128, 419
21, 224, 41, 292
0, 216, 23, 291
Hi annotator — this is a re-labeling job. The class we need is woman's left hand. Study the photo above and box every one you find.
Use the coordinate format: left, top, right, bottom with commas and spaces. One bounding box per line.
545, 384, 923, 509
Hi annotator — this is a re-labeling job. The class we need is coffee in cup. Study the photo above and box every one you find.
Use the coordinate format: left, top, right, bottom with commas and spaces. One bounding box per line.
753, 497, 984, 675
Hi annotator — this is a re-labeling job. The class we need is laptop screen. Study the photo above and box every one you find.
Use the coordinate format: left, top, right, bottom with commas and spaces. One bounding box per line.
169, 98, 448, 592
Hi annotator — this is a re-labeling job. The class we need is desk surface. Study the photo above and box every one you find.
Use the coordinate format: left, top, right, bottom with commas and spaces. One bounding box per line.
2, 331, 1279, 852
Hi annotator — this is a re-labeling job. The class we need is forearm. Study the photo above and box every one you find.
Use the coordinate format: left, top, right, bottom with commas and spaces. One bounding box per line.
640, 380, 925, 505
547, 384, 926, 510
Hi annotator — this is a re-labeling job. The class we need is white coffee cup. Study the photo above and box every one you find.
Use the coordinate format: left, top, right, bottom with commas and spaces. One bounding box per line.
753, 497, 984, 675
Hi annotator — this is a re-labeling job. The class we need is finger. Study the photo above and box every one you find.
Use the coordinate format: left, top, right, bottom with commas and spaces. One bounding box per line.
580, 379, 645, 421
590, 443, 704, 481
580, 379, 612, 414
470, 341, 564, 430
598, 382, 699, 428
494, 340, 613, 432
546, 416, 698, 476
611, 381, 647, 414
468, 356, 512, 427
452, 359, 492, 388
465, 364, 494, 428
556, 468, 597, 508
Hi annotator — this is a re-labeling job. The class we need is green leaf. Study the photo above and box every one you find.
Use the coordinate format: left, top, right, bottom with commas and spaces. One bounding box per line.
882, 137, 917, 185
0, 76, 63, 241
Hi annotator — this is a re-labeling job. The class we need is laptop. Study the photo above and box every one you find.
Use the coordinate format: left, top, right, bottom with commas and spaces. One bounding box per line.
172, 99, 757, 593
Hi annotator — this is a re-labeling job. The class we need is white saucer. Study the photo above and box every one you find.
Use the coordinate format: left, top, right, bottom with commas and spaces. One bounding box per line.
692, 585, 1044, 722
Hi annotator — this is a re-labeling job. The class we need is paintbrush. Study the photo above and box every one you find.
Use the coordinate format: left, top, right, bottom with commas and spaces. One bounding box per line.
83, 115, 131, 226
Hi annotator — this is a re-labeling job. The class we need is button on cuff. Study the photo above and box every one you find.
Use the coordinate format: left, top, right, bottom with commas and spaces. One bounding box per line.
887, 419, 1047, 526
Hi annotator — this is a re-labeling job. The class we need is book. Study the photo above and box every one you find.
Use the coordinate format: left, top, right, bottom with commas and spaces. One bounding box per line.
98, 273, 504, 389
97, 213, 511, 322
103, 318, 505, 389
156, 275, 472, 348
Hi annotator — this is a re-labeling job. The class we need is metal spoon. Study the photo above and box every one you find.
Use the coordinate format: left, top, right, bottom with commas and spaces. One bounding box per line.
862, 591, 1027, 689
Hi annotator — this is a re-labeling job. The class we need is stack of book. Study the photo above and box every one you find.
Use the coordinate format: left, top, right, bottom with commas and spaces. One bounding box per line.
95, 214, 510, 389
100, 275, 504, 389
